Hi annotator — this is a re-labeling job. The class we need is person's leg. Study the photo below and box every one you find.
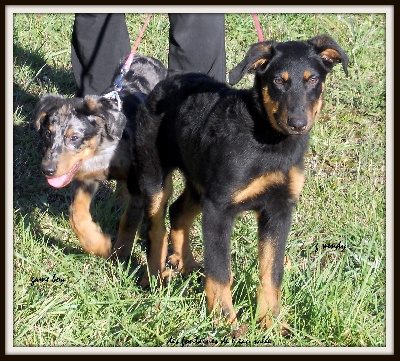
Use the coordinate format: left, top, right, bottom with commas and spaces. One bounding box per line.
71, 14, 130, 96
168, 14, 226, 83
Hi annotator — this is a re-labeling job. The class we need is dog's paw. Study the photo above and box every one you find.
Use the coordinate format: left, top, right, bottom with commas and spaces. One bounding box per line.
167, 253, 181, 268
139, 268, 175, 289
161, 268, 177, 284
258, 315, 292, 337
83, 234, 112, 259
279, 321, 292, 337
139, 273, 150, 289
167, 254, 202, 276
231, 324, 248, 339
111, 244, 132, 260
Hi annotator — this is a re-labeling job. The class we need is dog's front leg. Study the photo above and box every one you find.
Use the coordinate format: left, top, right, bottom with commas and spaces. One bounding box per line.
202, 198, 237, 325
69, 180, 112, 258
256, 207, 292, 335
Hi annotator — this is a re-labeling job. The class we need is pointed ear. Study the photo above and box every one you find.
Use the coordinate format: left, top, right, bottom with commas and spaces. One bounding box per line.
34, 94, 62, 131
229, 41, 276, 86
83, 95, 126, 140
308, 35, 349, 76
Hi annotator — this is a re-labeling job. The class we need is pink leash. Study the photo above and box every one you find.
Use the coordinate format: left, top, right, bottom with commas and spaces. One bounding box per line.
121, 14, 153, 75
252, 13, 264, 42
105, 14, 152, 108
114, 14, 153, 91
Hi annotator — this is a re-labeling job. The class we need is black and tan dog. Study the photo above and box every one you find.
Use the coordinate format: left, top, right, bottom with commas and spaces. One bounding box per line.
134, 35, 348, 333
35, 55, 167, 259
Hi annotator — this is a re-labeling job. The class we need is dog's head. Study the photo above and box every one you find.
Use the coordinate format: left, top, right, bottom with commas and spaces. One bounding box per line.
229, 35, 349, 135
34, 94, 126, 188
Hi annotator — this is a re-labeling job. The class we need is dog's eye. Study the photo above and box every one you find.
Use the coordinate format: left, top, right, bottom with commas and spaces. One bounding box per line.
65, 133, 81, 142
307, 77, 318, 85
274, 78, 284, 85
45, 130, 51, 138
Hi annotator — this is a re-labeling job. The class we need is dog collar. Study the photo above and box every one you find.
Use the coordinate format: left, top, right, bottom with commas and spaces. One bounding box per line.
103, 90, 122, 111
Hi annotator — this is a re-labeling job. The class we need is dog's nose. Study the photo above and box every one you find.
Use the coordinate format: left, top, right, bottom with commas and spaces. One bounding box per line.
42, 163, 57, 177
287, 118, 307, 132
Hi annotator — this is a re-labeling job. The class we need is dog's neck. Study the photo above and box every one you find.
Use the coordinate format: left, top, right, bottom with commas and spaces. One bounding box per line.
78, 139, 120, 180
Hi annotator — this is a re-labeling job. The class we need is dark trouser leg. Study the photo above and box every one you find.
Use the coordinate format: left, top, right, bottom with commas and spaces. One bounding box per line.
71, 13, 130, 96
168, 14, 226, 83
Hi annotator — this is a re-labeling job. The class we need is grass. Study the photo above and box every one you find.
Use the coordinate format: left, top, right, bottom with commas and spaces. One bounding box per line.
10, 11, 388, 351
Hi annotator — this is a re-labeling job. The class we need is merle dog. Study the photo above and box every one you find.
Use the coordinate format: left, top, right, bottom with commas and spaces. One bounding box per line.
35, 55, 167, 258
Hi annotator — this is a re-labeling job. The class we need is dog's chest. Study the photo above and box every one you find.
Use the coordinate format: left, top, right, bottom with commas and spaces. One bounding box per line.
78, 139, 130, 181
181, 129, 307, 205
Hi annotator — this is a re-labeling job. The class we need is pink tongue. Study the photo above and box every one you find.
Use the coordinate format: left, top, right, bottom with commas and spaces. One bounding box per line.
46, 161, 82, 188
47, 173, 73, 188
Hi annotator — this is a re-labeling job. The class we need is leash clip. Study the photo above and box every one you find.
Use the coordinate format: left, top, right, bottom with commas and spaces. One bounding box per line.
114, 73, 124, 92
103, 90, 122, 111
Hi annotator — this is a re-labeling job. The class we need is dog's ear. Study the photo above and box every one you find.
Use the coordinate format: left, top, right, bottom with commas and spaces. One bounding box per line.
229, 41, 276, 86
308, 35, 349, 76
83, 95, 126, 140
34, 94, 62, 131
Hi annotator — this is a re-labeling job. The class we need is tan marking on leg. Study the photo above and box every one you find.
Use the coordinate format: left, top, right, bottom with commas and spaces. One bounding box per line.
142, 173, 173, 286
205, 275, 236, 325
169, 188, 201, 275
149, 191, 164, 218
148, 174, 173, 218
69, 187, 111, 258
113, 195, 143, 259
257, 240, 281, 329
232, 171, 285, 204
147, 219, 170, 279
288, 166, 305, 202
169, 228, 200, 276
